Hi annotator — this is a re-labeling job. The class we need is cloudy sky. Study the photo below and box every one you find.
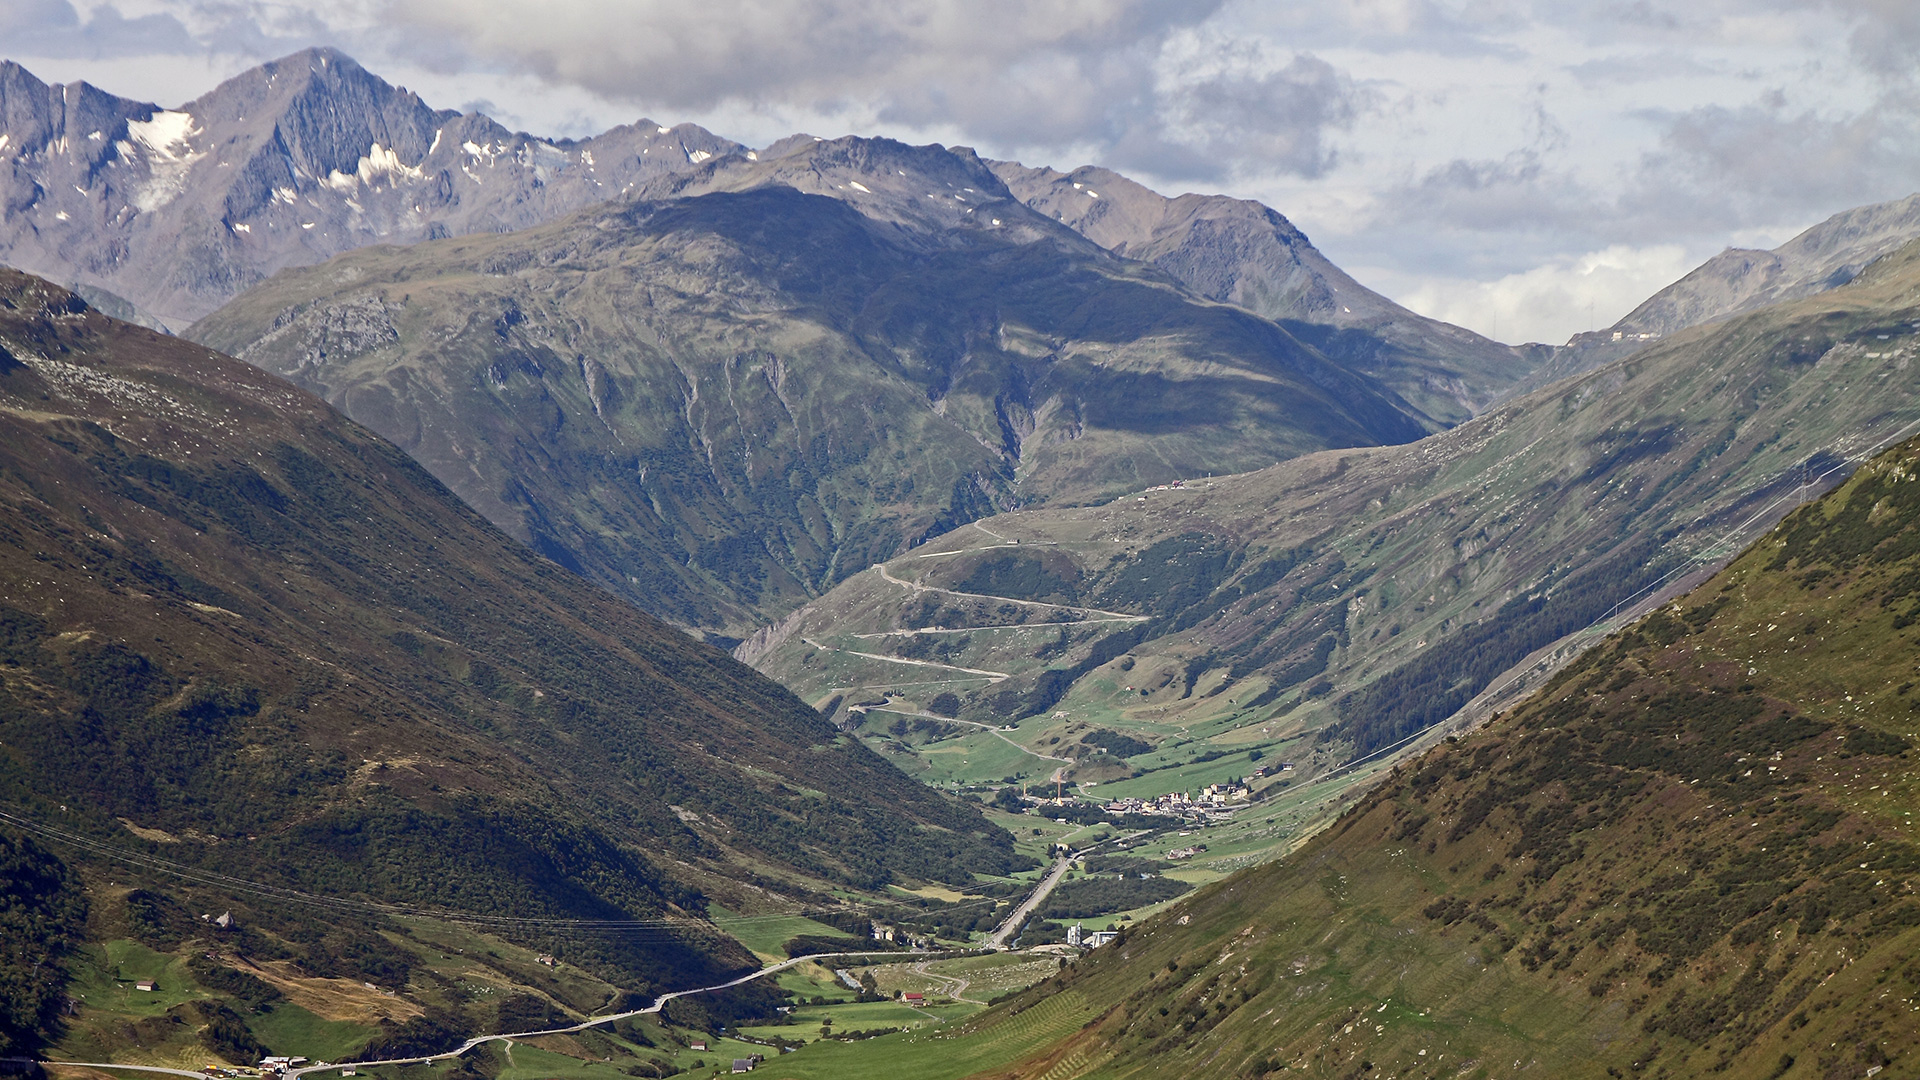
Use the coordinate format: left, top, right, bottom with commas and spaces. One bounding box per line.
7, 0, 1919, 343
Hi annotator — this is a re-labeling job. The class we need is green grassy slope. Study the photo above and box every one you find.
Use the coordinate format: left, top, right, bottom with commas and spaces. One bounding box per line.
749, 238, 1920, 826
855, 429, 1920, 1080
0, 269, 1024, 1056
187, 138, 1435, 638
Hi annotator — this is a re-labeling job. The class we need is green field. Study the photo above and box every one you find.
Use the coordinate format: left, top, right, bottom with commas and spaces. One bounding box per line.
731, 989, 1100, 1080
709, 907, 858, 960
249, 1003, 376, 1061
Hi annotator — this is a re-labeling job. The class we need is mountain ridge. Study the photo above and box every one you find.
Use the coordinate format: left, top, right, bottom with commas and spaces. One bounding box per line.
988, 161, 1539, 425
743, 238, 1920, 822
0, 266, 1020, 1030
189, 155, 1434, 637
0, 48, 744, 329
1513, 191, 1920, 397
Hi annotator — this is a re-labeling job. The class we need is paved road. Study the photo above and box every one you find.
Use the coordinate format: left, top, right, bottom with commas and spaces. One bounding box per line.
41, 840, 1113, 1077
42, 949, 917, 1080
910, 961, 980, 1005
35, 1063, 215, 1080
847, 706, 1071, 780
296, 949, 926, 1077
871, 565, 1146, 623
801, 637, 1010, 681
986, 856, 1075, 950
941, 716, 1071, 775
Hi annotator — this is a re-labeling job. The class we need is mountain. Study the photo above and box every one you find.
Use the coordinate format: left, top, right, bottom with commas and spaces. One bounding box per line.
1514, 192, 1920, 396
786, 425, 1920, 1080
189, 135, 1432, 639
0, 45, 1537, 435
744, 237, 1920, 816
0, 268, 1023, 1055
0, 48, 742, 329
990, 161, 1541, 425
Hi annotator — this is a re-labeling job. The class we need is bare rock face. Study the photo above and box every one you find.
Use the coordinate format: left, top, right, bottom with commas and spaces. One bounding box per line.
0, 48, 740, 329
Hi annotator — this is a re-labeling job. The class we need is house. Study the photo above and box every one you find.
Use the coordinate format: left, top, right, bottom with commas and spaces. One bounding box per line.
689, 1042, 708, 1052
1087, 931, 1119, 948
731, 1060, 756, 1074
902, 992, 925, 1005
134, 980, 157, 992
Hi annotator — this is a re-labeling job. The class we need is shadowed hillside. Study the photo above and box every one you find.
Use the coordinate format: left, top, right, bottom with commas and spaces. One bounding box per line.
0, 268, 1020, 1057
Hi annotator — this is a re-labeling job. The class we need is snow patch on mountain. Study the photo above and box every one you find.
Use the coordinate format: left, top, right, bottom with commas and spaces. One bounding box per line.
122, 110, 203, 213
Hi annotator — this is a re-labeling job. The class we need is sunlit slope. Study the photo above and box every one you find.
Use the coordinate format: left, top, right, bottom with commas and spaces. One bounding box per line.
749, 239, 1920, 791
189, 141, 1432, 638
0, 269, 1018, 1008
790, 428, 1920, 1080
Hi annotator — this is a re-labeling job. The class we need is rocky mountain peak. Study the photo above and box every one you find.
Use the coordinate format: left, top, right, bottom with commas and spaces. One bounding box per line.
0, 50, 744, 329
183, 46, 453, 190
631, 133, 1091, 253
990, 158, 1533, 423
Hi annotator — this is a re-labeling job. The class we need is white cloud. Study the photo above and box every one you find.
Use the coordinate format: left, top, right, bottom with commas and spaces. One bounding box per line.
8, 0, 1920, 348
1391, 244, 1697, 345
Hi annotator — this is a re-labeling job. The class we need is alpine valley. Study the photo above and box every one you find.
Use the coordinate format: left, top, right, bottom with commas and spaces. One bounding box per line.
2, 44, 1919, 1080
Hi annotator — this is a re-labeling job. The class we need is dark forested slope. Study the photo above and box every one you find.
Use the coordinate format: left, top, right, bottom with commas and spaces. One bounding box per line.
0, 269, 1019, 1037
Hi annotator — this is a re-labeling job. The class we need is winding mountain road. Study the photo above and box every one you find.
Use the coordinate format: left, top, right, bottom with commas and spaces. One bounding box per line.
800, 637, 1010, 681
36, 794, 1115, 1079
850, 706, 1072, 779
38, 950, 914, 1080
871, 564, 1146, 623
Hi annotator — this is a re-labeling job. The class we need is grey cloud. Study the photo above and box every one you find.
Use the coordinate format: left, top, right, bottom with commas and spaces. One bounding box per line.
1111, 51, 1367, 181
375, 0, 1363, 180
1622, 93, 1920, 234
1372, 151, 1602, 244
1812, 0, 1920, 73
384, 0, 1222, 112
2, 1, 198, 59
1229, 0, 1526, 60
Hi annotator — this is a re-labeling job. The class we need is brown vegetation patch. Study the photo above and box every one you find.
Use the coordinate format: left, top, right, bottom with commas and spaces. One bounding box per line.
240, 959, 424, 1024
